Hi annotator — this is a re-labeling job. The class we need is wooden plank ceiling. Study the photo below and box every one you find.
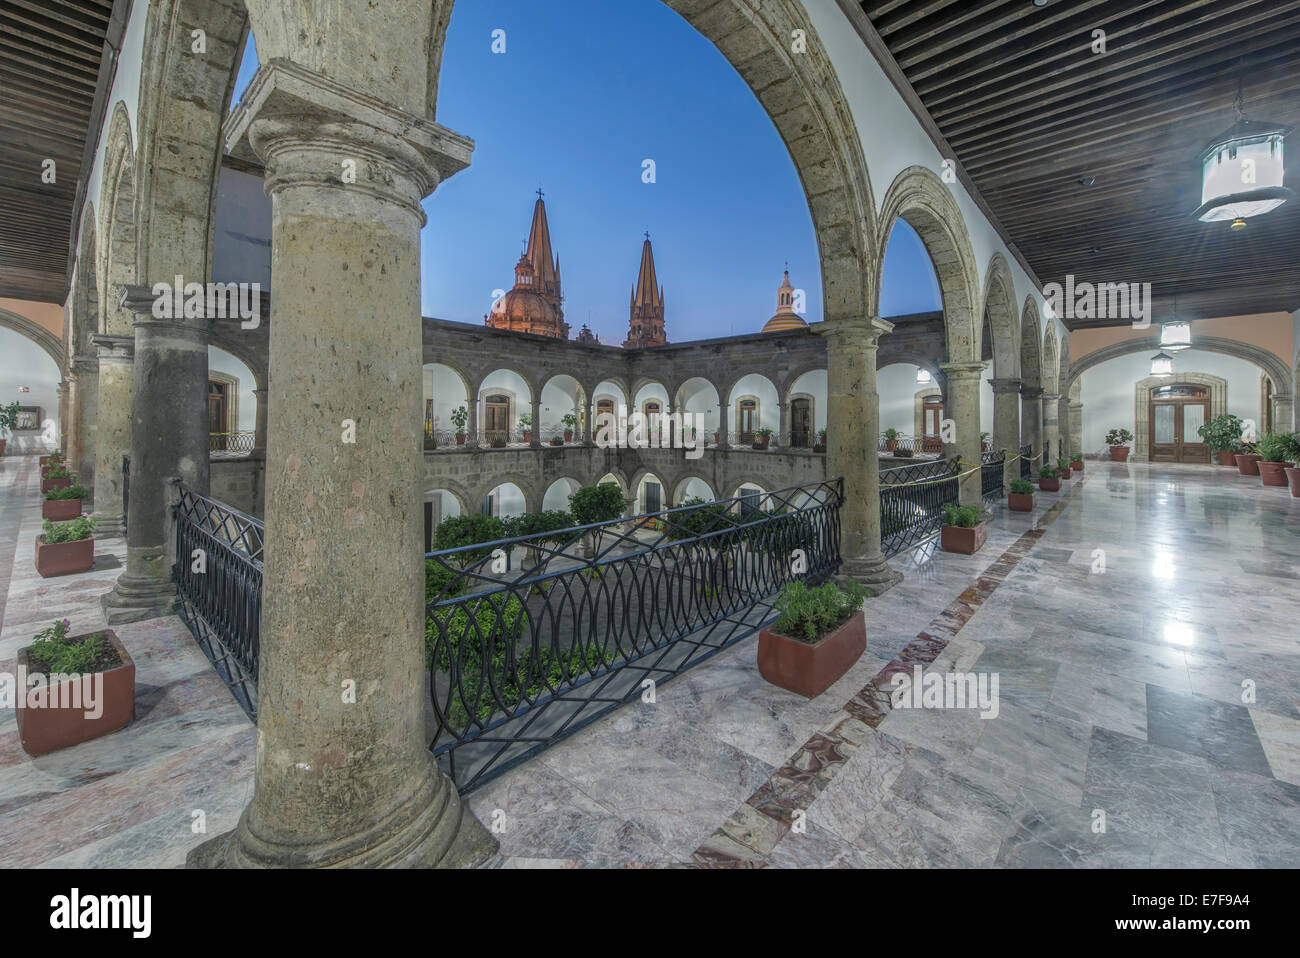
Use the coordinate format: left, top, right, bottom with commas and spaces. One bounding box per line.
861, 0, 1300, 329
0, 0, 115, 303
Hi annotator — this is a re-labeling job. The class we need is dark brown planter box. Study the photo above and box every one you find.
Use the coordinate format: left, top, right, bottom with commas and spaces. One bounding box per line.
0, 438, 7, 456
1039, 476, 1061, 492
1059, 466, 1072, 479
1286, 466, 1300, 498
1259, 461, 1294, 487
455, 434, 466, 446
39, 455, 61, 468
1008, 492, 1034, 512
757, 611, 865, 699
752, 437, 771, 450
1069, 459, 1083, 471
1109, 446, 1130, 462
1235, 453, 1262, 476
490, 440, 507, 448
16, 629, 134, 756
813, 443, 826, 454
940, 521, 987, 555
1217, 449, 1237, 466
35, 535, 95, 577
550, 437, 564, 446
40, 476, 72, 494
885, 439, 898, 452
42, 497, 82, 521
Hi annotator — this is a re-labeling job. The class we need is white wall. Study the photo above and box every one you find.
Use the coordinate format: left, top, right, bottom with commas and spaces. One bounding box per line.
425, 364, 469, 435
0, 328, 59, 453
879, 363, 923, 435
208, 346, 257, 433
1079, 348, 1268, 454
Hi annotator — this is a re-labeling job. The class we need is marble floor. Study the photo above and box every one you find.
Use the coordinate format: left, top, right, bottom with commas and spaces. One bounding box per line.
3, 453, 1298, 868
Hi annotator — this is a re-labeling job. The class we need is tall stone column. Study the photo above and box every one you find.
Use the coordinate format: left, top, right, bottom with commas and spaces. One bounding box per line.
814, 317, 901, 594
1069, 400, 1084, 459
718, 394, 729, 448
1057, 396, 1071, 459
1020, 387, 1043, 473
189, 60, 492, 869
940, 362, 986, 509
1271, 393, 1292, 435
251, 388, 268, 456
466, 382, 480, 449
69, 354, 99, 492
102, 286, 211, 625
1042, 394, 1061, 467
990, 378, 1021, 487
529, 392, 541, 448
91, 335, 134, 538
56, 381, 69, 453
778, 398, 789, 449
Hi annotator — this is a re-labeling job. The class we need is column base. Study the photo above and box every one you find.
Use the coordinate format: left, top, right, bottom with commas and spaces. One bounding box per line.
837, 553, 903, 595
95, 513, 127, 540
100, 569, 178, 625
186, 758, 498, 869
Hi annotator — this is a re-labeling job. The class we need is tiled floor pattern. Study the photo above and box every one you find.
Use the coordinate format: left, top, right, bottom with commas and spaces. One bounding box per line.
0, 455, 256, 867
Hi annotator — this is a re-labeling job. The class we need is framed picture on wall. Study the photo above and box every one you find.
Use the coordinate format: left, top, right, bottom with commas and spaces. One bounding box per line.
14, 406, 41, 431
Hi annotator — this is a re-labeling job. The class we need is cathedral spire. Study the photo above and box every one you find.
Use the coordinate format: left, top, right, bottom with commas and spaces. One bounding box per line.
624, 234, 667, 348
525, 192, 560, 300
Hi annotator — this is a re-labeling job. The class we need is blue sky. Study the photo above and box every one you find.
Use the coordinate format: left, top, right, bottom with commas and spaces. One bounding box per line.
231, 0, 939, 342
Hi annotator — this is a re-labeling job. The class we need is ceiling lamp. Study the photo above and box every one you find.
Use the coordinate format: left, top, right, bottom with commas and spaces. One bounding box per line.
1151, 351, 1174, 377
1159, 321, 1193, 352
916, 369, 932, 384
1193, 83, 1293, 225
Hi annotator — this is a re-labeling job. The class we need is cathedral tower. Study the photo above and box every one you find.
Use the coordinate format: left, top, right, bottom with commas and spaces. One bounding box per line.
624, 233, 667, 348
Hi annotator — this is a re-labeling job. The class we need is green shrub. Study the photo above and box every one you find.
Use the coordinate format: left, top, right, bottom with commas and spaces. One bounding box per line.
1256, 432, 1295, 463
1105, 428, 1134, 446
569, 483, 626, 525
25, 619, 119, 675
44, 484, 89, 501
664, 498, 731, 541
425, 559, 465, 603
511, 510, 577, 548
41, 464, 72, 479
772, 580, 868, 645
1039, 466, 1061, 479
41, 514, 97, 544
1197, 413, 1244, 452
941, 503, 981, 528
1009, 478, 1034, 495
450, 405, 468, 434
433, 513, 507, 568
882, 427, 901, 440
1056, 457, 1072, 470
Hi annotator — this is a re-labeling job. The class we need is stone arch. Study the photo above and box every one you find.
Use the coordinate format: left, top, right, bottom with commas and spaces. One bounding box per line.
980, 252, 1019, 379
670, 474, 718, 506
876, 167, 981, 363
1132, 373, 1228, 463
1020, 297, 1043, 391
98, 101, 136, 337
474, 473, 536, 515
71, 203, 99, 360
209, 329, 267, 391
1043, 325, 1060, 395
0, 308, 65, 376
1065, 335, 1294, 401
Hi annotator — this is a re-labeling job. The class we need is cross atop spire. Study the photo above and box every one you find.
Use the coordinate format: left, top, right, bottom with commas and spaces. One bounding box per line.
537, 187, 544, 200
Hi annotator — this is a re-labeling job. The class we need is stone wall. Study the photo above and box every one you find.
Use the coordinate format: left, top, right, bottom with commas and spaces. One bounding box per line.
210, 455, 265, 518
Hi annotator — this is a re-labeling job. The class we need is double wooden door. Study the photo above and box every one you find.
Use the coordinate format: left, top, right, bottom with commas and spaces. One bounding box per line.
1149, 385, 1210, 463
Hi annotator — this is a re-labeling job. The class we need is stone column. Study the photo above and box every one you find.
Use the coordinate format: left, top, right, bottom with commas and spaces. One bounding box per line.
778, 397, 789, 449
1020, 387, 1043, 473
102, 286, 211, 625
1057, 395, 1071, 460
529, 391, 541, 448
1042, 394, 1061, 468
251, 388, 269, 456
1271, 393, 1293, 435
56, 381, 69, 454
1069, 400, 1084, 459
466, 382, 480, 449
717, 395, 729, 448
940, 361, 987, 509
990, 377, 1021, 487
814, 317, 901, 594
91, 335, 134, 538
188, 60, 492, 869
69, 354, 99, 492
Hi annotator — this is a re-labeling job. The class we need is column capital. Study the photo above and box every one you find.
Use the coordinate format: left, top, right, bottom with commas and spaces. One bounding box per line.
813, 316, 894, 348
939, 360, 987, 380
225, 60, 473, 226
1020, 386, 1044, 400
989, 377, 1022, 395
71, 352, 99, 374
252, 387, 268, 398
1041, 393, 1062, 403
91, 334, 134, 362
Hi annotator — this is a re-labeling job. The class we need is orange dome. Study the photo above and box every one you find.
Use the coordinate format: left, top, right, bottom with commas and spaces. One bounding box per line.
761, 269, 807, 332
491, 286, 557, 330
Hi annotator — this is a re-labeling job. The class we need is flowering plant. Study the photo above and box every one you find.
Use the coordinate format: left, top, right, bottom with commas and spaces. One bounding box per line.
41, 513, 98, 544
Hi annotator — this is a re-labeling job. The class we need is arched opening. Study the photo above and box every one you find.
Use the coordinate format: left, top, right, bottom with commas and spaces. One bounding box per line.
483, 482, 527, 519
477, 369, 531, 446
543, 477, 582, 512
785, 369, 827, 448
208, 345, 258, 454
540, 375, 585, 444
728, 374, 778, 446
423, 363, 471, 447
675, 377, 722, 445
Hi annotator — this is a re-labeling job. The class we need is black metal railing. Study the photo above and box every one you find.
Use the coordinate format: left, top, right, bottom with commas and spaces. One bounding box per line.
425, 479, 844, 792
209, 431, 255, 454
981, 450, 1006, 503
1020, 443, 1033, 480
121, 455, 129, 528
879, 457, 959, 557
879, 434, 943, 458
172, 487, 264, 718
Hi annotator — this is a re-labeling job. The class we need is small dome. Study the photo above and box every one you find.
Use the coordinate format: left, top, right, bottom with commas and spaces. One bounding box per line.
492, 287, 556, 327
761, 268, 807, 333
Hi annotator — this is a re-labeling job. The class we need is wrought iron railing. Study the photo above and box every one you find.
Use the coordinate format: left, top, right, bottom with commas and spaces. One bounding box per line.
981, 450, 1006, 503
425, 479, 844, 792
1020, 443, 1033, 480
172, 487, 264, 718
879, 434, 944, 458
210, 431, 255, 454
879, 457, 959, 557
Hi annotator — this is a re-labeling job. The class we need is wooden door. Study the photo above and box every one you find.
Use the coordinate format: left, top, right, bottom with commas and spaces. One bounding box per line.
485, 395, 509, 442
208, 381, 227, 446
790, 399, 811, 447
738, 400, 757, 443
1149, 385, 1210, 463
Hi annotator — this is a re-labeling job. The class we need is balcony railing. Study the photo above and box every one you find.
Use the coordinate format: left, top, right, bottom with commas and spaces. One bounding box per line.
981, 450, 1006, 503
878, 434, 944, 458
1020, 443, 1033, 480
209, 431, 255, 454
879, 457, 959, 557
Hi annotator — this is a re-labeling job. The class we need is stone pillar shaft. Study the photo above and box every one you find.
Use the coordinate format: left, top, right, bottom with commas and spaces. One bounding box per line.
56, 381, 69, 453
1069, 401, 1084, 460
815, 317, 901, 593
941, 362, 986, 509
91, 335, 134, 538
1020, 389, 1043, 473
530, 392, 541, 448
1042, 393, 1062, 467
252, 388, 269, 456
990, 378, 1022, 487
466, 382, 480, 449
69, 355, 99, 492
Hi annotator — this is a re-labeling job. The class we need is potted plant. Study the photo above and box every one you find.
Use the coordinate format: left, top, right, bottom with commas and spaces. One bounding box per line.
813, 428, 827, 454
16, 619, 135, 756
549, 435, 564, 446
40, 449, 64, 469
1038, 465, 1062, 492
1234, 439, 1263, 476
1008, 478, 1035, 512
43, 483, 89, 521
35, 514, 98, 577
0, 400, 21, 456
1255, 432, 1296, 487
757, 580, 868, 698
753, 426, 773, 450
1198, 413, 1244, 466
562, 413, 578, 443
980, 431, 991, 453
518, 413, 533, 444
894, 447, 915, 458
450, 405, 468, 446
883, 427, 901, 453
1056, 456, 1073, 480
40, 463, 74, 495
1069, 453, 1084, 471
1106, 428, 1133, 461
1283, 434, 1300, 498
940, 502, 987, 555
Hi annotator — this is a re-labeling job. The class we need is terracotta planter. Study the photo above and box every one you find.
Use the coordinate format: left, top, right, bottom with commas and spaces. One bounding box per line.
40, 475, 72, 494
1258, 461, 1293, 487
1285, 466, 1300, 498
813, 443, 826, 454
490, 439, 506, 448
455, 433, 466, 446
522, 431, 532, 444
753, 437, 770, 450
42, 497, 82, 521
1070, 459, 1084, 471
34, 534, 95, 577
940, 521, 987, 555
1217, 449, 1237, 466
39, 455, 61, 468
0, 438, 6, 456
1235, 453, 1263, 476
886, 439, 899, 452
1109, 445, 1130, 462
16, 629, 134, 756
550, 437, 563, 446
423, 439, 437, 450
1008, 492, 1034, 512
757, 611, 865, 699
981, 442, 990, 453
1039, 476, 1061, 492
564, 431, 574, 442
1059, 466, 1072, 479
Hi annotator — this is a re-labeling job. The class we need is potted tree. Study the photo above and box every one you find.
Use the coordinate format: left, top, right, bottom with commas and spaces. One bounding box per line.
980, 432, 991, 453
40, 463, 74, 495
1008, 478, 1035, 512
1234, 439, 1263, 476
757, 580, 868, 698
1255, 432, 1296, 487
1106, 428, 1134, 461
753, 426, 773, 450
1198, 413, 1244, 466
1055, 456, 1073, 480
1283, 434, 1300, 498
1069, 452, 1084, 472
518, 413, 533, 444
16, 619, 135, 756
562, 413, 578, 443
450, 405, 469, 446
43, 483, 89, 521
1038, 464, 1062, 492
0, 400, 21, 456
940, 502, 987, 555
883, 427, 901, 453
813, 428, 827, 454
35, 514, 97, 577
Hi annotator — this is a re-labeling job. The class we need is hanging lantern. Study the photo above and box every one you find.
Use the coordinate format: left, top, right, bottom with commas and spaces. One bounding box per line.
1150, 351, 1174, 377
1193, 109, 1292, 226
1159, 321, 1193, 352
916, 368, 932, 385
